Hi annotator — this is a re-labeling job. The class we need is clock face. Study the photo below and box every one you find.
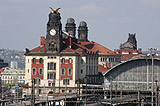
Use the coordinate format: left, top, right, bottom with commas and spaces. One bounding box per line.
50, 29, 56, 35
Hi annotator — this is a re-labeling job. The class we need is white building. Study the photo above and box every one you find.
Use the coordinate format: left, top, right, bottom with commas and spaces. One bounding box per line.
1, 67, 25, 86
23, 8, 120, 96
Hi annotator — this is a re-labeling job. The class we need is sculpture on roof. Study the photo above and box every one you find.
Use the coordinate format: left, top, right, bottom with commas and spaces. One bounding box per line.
120, 33, 137, 50
49, 7, 61, 13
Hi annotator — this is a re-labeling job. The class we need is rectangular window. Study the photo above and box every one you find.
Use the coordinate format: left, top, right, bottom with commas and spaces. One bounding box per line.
47, 73, 55, 79
54, 63, 56, 70
62, 68, 65, 75
48, 83, 51, 86
52, 83, 55, 87
81, 69, 83, 74
35, 78, 40, 84
81, 59, 83, 64
68, 68, 72, 75
48, 62, 56, 70
63, 79, 70, 85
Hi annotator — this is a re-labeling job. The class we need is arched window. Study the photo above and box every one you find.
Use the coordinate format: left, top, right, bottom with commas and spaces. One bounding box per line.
39, 58, 43, 64
39, 68, 43, 75
32, 58, 36, 63
62, 68, 65, 75
32, 68, 36, 75
62, 58, 65, 64
69, 58, 72, 64
68, 68, 72, 75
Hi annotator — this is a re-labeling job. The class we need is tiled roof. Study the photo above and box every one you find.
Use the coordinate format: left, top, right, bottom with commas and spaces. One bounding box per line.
0, 68, 4, 75
98, 65, 110, 72
80, 41, 114, 54
26, 38, 114, 56
29, 45, 45, 53
23, 82, 29, 87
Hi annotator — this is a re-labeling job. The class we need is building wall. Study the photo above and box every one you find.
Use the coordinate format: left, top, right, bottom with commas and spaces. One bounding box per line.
99, 55, 121, 69
24, 54, 99, 95
1, 68, 25, 85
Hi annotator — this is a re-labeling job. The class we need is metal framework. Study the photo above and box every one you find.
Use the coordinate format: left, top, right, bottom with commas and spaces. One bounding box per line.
104, 58, 160, 91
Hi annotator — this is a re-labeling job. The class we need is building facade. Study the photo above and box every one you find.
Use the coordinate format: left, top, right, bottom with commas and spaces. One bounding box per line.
1, 67, 25, 86
0, 59, 8, 69
23, 8, 121, 96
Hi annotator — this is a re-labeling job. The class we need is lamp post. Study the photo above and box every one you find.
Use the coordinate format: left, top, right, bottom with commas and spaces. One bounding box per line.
148, 48, 157, 106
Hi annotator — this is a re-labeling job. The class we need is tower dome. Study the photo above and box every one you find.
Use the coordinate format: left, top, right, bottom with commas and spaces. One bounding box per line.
65, 18, 76, 38
78, 21, 88, 42
67, 18, 75, 24
79, 21, 87, 27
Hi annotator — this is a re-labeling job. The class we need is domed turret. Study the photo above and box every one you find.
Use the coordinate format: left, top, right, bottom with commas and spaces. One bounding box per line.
67, 18, 75, 24
65, 18, 76, 37
79, 21, 87, 27
78, 21, 88, 42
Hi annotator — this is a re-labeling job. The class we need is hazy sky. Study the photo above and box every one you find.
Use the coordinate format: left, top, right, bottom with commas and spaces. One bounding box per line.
0, 0, 160, 51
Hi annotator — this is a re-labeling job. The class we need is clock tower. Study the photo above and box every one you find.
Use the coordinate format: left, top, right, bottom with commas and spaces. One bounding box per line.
45, 8, 63, 53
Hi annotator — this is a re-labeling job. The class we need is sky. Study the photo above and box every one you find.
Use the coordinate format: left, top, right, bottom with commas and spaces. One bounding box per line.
0, 0, 160, 51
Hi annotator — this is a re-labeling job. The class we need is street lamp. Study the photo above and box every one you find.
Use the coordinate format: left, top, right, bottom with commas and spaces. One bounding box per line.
148, 48, 157, 106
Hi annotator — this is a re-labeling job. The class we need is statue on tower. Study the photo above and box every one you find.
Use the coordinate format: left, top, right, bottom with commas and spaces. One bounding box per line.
45, 7, 63, 53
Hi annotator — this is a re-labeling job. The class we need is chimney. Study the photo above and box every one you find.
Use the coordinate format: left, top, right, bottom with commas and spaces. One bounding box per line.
138, 48, 142, 53
69, 36, 72, 48
41, 37, 45, 46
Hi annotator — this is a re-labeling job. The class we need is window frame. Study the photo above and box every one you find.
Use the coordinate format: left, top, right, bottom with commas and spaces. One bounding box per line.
63, 78, 70, 85
68, 68, 72, 75
62, 58, 65, 64
81, 59, 83, 64
61, 68, 65, 75
39, 68, 43, 75
32, 68, 36, 75
48, 83, 51, 86
32, 58, 36, 64
39, 58, 43, 64
47, 73, 54, 79
48, 62, 56, 70
68, 58, 72, 64
81, 69, 83, 74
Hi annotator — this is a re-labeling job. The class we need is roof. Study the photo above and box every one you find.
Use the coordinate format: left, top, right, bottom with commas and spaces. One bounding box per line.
2, 68, 25, 74
29, 45, 45, 53
80, 41, 114, 54
103, 57, 160, 76
0, 68, 4, 75
98, 65, 110, 72
25, 38, 114, 56
23, 82, 29, 87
